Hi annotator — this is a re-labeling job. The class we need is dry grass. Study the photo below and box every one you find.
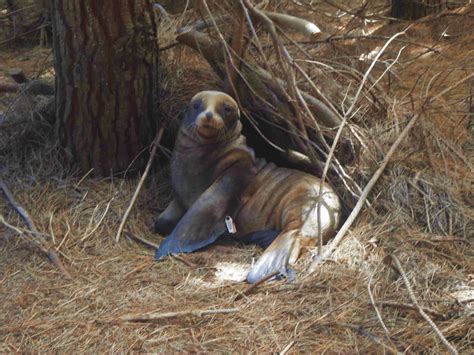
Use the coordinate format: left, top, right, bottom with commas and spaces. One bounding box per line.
0, 1, 473, 353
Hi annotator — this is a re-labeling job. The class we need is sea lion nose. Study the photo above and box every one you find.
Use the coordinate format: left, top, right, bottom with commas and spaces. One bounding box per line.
205, 111, 213, 120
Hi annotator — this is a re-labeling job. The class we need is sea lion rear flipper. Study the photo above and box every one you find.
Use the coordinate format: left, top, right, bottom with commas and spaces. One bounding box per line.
155, 165, 253, 260
246, 230, 299, 283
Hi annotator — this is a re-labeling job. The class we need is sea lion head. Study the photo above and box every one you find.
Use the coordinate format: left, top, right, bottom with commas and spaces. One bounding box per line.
182, 90, 241, 142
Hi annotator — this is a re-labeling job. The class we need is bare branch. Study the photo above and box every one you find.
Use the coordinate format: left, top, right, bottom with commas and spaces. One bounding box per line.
307, 111, 421, 274
115, 126, 165, 243
111, 307, 239, 323
390, 255, 458, 354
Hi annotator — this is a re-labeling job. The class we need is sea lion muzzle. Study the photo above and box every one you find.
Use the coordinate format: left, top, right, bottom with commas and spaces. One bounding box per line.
154, 90, 341, 283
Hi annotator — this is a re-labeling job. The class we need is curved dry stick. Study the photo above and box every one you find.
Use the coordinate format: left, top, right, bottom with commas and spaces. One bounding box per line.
0, 179, 71, 278
177, 27, 362, 201
114, 307, 239, 323
243, 0, 309, 143
176, 26, 342, 141
390, 255, 458, 354
314, 30, 406, 254
225, 3, 246, 96
307, 111, 421, 274
0, 179, 37, 230
368, 261, 393, 342
234, 271, 279, 301
115, 126, 165, 243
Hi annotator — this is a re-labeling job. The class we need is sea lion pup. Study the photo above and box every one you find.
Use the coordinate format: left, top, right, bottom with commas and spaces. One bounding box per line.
154, 90, 341, 283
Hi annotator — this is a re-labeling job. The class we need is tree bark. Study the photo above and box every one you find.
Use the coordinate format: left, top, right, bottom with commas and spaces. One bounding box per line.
51, 0, 159, 176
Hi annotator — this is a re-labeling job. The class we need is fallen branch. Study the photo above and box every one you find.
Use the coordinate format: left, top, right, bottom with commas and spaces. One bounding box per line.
340, 323, 400, 354
176, 20, 343, 130
113, 307, 239, 323
0, 214, 70, 278
0, 178, 70, 277
115, 126, 165, 243
225, 3, 246, 96
389, 255, 458, 354
171, 253, 198, 268
0, 178, 37, 230
368, 262, 393, 342
307, 111, 421, 274
279, 340, 295, 355
179, 10, 321, 38
244, 0, 309, 145
234, 271, 279, 301
285, 149, 323, 176
315, 30, 405, 254
373, 301, 447, 320
124, 231, 159, 249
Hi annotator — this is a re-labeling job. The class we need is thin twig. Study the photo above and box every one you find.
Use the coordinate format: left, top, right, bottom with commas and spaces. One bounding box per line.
307, 111, 421, 274
346, 30, 406, 118
372, 301, 447, 320
234, 271, 279, 301
225, 3, 246, 96
80, 199, 112, 242
115, 126, 165, 243
0, 179, 71, 278
368, 262, 393, 341
339, 323, 400, 354
124, 231, 159, 249
112, 307, 239, 323
389, 255, 458, 354
171, 253, 197, 268
0, 178, 37, 230
244, 0, 309, 146
0, 215, 71, 278
279, 340, 295, 355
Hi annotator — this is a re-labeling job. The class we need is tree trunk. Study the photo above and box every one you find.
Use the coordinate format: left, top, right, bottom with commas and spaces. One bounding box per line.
51, 0, 159, 176
390, 0, 447, 20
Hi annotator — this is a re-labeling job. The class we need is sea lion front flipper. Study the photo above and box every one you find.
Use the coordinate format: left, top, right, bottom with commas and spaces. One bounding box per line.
154, 198, 185, 235
239, 230, 280, 249
246, 230, 299, 283
155, 165, 253, 260
154, 201, 228, 259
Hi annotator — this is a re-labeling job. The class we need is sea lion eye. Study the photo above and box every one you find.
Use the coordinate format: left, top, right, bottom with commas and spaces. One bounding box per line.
193, 101, 200, 109
224, 105, 233, 114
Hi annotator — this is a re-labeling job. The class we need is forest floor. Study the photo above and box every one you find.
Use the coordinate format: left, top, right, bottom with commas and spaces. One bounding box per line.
1, 3, 473, 353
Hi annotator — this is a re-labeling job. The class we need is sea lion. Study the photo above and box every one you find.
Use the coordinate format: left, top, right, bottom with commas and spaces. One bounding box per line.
154, 90, 341, 283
